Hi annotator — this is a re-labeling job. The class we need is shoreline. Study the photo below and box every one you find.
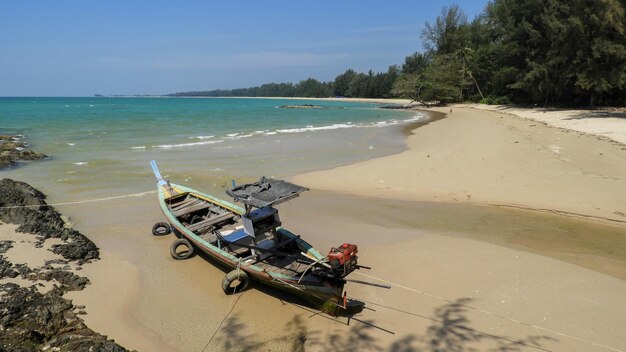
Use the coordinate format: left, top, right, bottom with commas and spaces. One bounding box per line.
2, 98, 626, 351
293, 105, 626, 226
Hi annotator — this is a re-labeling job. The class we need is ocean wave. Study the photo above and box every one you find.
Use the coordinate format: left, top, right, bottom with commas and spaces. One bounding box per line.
67, 143, 76, 146
276, 123, 354, 134
130, 146, 146, 150
403, 113, 425, 122
72, 162, 88, 166
224, 133, 253, 140
153, 140, 224, 149
188, 135, 215, 140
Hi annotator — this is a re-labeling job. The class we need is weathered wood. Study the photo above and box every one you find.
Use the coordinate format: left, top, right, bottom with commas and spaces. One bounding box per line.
169, 197, 196, 210
172, 201, 212, 217
187, 213, 235, 232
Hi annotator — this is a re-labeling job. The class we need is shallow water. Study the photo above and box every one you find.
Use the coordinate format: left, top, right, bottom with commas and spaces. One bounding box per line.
0, 97, 420, 202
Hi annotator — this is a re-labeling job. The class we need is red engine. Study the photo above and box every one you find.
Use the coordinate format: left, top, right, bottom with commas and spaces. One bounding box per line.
327, 243, 358, 278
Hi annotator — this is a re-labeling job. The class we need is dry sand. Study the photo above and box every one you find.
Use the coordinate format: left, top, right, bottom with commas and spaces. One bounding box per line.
459, 103, 626, 145
293, 106, 626, 225
3, 102, 626, 351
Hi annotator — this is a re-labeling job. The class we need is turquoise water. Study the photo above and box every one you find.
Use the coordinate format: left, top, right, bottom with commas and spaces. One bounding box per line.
0, 97, 422, 201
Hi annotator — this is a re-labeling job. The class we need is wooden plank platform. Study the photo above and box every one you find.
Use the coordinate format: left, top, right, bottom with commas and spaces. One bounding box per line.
172, 201, 212, 217
188, 213, 236, 232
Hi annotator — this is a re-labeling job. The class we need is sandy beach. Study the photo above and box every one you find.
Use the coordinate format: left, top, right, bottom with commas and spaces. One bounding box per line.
2, 102, 626, 351
294, 105, 626, 225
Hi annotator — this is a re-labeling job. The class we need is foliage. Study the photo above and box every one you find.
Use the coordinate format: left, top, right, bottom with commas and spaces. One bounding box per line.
479, 95, 511, 105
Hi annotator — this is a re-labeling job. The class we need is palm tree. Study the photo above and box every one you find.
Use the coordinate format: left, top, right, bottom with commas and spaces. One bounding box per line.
456, 46, 485, 100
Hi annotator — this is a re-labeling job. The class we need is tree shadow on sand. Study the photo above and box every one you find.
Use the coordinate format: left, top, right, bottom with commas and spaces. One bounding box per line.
208, 297, 555, 352
567, 110, 626, 120
211, 314, 262, 352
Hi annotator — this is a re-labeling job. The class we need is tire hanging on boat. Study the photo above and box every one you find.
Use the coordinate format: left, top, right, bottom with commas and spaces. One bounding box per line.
152, 222, 172, 236
222, 269, 249, 294
170, 238, 194, 260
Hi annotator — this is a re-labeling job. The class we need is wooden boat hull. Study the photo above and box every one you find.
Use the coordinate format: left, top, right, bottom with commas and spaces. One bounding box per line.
156, 183, 347, 315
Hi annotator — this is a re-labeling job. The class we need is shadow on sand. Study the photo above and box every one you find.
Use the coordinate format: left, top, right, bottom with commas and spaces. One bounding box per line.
207, 297, 556, 352
567, 111, 626, 120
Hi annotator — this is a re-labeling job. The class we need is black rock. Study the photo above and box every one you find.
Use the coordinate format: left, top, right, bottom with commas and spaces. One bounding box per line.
0, 283, 130, 351
0, 179, 99, 263
0, 135, 47, 169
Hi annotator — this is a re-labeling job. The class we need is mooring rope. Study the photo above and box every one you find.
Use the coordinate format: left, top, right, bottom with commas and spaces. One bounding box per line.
0, 190, 157, 210
202, 259, 245, 352
354, 272, 623, 352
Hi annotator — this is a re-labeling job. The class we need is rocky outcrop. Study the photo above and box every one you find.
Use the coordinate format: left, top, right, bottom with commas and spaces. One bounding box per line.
0, 283, 129, 351
278, 104, 329, 109
378, 104, 415, 109
0, 179, 99, 263
0, 179, 131, 351
0, 135, 47, 169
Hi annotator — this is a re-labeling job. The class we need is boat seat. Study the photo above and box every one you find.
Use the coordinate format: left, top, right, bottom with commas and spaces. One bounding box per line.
172, 202, 213, 217
219, 229, 254, 256
222, 229, 251, 242
169, 197, 196, 210
187, 213, 236, 232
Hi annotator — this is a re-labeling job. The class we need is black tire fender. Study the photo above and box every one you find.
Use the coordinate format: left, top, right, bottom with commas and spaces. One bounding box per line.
152, 222, 172, 236
221, 269, 249, 294
170, 238, 194, 260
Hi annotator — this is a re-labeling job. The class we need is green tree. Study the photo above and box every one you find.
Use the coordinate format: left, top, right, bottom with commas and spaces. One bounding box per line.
402, 52, 430, 75
569, 0, 626, 107
416, 54, 463, 104
333, 69, 357, 97
422, 4, 469, 55
391, 73, 421, 100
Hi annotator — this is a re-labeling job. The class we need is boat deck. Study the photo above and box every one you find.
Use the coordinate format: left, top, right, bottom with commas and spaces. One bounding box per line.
166, 192, 319, 278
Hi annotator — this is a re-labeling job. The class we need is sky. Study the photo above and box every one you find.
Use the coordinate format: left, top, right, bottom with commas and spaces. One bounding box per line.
0, 1, 488, 96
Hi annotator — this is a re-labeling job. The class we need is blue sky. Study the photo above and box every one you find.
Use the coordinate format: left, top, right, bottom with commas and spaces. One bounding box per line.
0, 1, 488, 96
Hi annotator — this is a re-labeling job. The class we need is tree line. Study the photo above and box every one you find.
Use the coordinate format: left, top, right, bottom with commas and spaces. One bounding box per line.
171, 0, 626, 107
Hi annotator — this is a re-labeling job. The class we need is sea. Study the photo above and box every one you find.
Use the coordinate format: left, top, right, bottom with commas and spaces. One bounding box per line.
0, 97, 424, 203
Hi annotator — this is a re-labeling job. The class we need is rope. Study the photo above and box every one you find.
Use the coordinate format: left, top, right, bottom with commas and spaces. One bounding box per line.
0, 190, 157, 209
354, 272, 623, 352
202, 259, 244, 352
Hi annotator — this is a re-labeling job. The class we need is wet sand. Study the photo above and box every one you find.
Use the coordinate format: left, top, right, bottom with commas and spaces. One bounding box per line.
42, 189, 626, 351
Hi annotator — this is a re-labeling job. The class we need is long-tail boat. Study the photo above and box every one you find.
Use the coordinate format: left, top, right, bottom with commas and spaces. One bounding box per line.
149, 161, 367, 316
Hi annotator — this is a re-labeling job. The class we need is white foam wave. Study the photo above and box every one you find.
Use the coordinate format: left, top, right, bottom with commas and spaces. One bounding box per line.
276, 123, 355, 134
153, 140, 224, 149
403, 113, 425, 122
130, 146, 146, 150
73, 162, 88, 166
188, 135, 214, 140
67, 143, 76, 146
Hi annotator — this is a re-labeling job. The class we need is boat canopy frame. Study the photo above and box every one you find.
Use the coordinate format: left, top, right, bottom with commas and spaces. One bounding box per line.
226, 177, 309, 210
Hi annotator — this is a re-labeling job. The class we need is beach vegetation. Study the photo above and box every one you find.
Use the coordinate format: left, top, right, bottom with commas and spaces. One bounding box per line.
170, 0, 626, 108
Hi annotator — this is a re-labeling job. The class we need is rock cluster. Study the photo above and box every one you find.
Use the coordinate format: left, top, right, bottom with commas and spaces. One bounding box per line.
0, 135, 47, 169
0, 283, 129, 351
0, 179, 99, 263
0, 179, 131, 351
278, 104, 329, 109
